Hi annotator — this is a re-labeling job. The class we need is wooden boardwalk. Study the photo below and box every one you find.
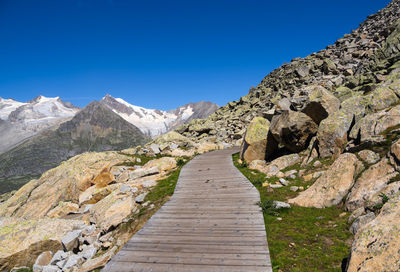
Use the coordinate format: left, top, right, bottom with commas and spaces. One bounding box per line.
103, 148, 272, 272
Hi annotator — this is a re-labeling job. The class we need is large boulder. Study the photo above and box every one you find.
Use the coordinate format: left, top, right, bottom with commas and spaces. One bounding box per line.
363, 86, 399, 113
270, 111, 318, 153
391, 138, 400, 162
0, 152, 132, 219
349, 105, 400, 142
317, 109, 354, 158
301, 85, 340, 124
0, 217, 85, 271
249, 154, 301, 176
288, 153, 362, 208
347, 191, 400, 272
89, 190, 137, 232
240, 117, 277, 163
143, 157, 177, 172
345, 158, 397, 212
46, 201, 79, 218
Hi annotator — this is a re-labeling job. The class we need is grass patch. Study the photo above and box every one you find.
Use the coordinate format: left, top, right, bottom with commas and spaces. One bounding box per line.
117, 152, 163, 167
233, 153, 352, 272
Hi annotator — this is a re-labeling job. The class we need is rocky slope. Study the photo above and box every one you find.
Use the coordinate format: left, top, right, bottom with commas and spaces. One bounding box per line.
168, 1, 400, 271
101, 94, 219, 137
179, 0, 400, 146
0, 148, 186, 272
0, 96, 80, 155
0, 101, 149, 193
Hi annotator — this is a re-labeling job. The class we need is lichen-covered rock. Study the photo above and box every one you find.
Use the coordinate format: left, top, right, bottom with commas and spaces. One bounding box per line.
345, 158, 397, 212
240, 117, 276, 163
92, 166, 115, 188
249, 154, 301, 176
151, 131, 195, 150
317, 109, 354, 158
46, 201, 79, 218
0, 152, 132, 219
89, 191, 137, 231
349, 105, 400, 142
288, 153, 362, 208
347, 191, 400, 272
390, 138, 400, 161
349, 212, 376, 235
357, 150, 380, 164
78, 184, 121, 205
0, 217, 85, 271
301, 85, 340, 124
143, 157, 177, 172
365, 87, 399, 112
270, 111, 318, 152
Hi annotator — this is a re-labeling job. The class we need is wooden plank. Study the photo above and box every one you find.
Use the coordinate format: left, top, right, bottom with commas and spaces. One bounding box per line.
103, 148, 272, 272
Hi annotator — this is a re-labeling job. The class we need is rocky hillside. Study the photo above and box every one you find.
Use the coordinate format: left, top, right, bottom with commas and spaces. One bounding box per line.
164, 1, 400, 271
101, 94, 219, 137
0, 96, 79, 155
0, 101, 149, 193
179, 0, 400, 146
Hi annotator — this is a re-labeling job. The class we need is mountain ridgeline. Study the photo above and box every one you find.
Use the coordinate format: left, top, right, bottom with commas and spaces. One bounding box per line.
0, 96, 218, 193
0, 101, 149, 193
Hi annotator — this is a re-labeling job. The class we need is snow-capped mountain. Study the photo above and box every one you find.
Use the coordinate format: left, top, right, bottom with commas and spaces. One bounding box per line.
101, 94, 219, 137
0, 95, 80, 154
0, 98, 27, 120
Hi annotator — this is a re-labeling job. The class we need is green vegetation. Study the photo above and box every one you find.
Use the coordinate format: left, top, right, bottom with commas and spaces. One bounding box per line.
233, 153, 352, 272
373, 193, 390, 211
117, 152, 163, 166
0, 175, 40, 195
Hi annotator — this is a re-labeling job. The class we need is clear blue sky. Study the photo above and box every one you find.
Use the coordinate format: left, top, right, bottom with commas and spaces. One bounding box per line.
0, 0, 391, 110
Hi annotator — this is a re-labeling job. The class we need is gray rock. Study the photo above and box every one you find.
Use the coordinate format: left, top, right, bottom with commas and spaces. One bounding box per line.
313, 161, 322, 167
350, 212, 376, 234
50, 250, 68, 265
358, 150, 380, 164
120, 184, 137, 193
279, 178, 290, 186
142, 179, 157, 188
285, 170, 298, 177
41, 265, 60, 272
273, 201, 291, 209
55, 259, 66, 269
135, 192, 148, 203
61, 230, 82, 251
149, 144, 161, 154
81, 204, 94, 214
169, 143, 179, 149
269, 184, 283, 189
348, 207, 366, 224
79, 246, 97, 260
290, 186, 299, 192
63, 254, 84, 270
130, 166, 159, 180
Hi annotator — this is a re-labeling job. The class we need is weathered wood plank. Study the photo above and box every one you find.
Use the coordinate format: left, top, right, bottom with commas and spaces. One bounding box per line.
103, 148, 272, 272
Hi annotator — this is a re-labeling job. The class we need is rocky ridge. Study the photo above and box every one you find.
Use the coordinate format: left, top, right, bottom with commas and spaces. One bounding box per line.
0, 101, 149, 194
178, 0, 400, 147
0, 96, 79, 155
101, 94, 219, 138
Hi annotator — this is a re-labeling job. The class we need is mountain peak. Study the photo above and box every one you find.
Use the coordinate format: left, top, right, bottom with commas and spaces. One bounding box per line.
101, 96, 219, 137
